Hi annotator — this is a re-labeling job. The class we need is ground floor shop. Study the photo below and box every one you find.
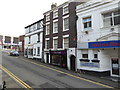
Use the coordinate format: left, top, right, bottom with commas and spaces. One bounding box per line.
77, 40, 120, 77
44, 48, 77, 71
44, 50, 67, 68
24, 43, 42, 60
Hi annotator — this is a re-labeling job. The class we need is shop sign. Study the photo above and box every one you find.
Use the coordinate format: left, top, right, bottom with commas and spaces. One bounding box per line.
50, 50, 67, 55
80, 62, 99, 67
89, 40, 120, 48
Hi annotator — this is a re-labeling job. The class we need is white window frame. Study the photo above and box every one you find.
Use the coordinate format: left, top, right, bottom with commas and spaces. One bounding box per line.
53, 19, 58, 33
45, 38, 50, 49
63, 15, 69, 31
63, 4, 69, 15
46, 13, 50, 21
53, 37, 58, 49
102, 11, 120, 27
46, 22, 50, 35
82, 16, 92, 31
63, 35, 69, 49
81, 50, 88, 59
53, 9, 58, 19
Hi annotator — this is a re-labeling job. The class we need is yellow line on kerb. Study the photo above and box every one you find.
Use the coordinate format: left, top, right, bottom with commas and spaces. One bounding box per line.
21, 58, 114, 89
0, 65, 34, 90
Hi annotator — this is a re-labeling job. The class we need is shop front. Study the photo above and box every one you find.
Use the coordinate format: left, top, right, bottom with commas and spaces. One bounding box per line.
50, 50, 67, 68
88, 40, 120, 77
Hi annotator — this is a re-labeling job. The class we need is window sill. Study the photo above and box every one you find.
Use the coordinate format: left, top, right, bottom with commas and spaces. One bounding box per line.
53, 32, 58, 34
63, 29, 69, 32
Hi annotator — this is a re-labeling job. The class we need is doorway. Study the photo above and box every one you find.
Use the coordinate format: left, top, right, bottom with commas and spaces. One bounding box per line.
111, 58, 120, 77
70, 55, 76, 71
46, 53, 49, 63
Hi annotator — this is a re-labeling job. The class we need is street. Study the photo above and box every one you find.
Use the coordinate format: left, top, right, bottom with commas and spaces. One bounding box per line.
1, 52, 117, 89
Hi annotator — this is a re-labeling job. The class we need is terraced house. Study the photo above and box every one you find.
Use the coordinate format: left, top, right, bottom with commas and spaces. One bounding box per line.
24, 19, 43, 60
43, 0, 82, 70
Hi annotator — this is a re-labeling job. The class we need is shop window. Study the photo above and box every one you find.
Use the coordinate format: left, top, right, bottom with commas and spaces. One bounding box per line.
103, 11, 120, 27
83, 17, 92, 30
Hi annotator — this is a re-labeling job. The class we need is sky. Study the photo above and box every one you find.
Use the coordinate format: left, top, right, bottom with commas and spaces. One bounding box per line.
0, 0, 68, 37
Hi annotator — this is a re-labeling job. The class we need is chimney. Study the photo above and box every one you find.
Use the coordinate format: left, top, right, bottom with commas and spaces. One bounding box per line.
51, 3, 57, 9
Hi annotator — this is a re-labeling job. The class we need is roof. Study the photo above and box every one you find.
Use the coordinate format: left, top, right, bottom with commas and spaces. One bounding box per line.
25, 18, 44, 29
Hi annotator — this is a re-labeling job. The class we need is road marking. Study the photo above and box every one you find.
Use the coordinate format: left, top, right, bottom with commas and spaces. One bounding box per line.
20, 58, 114, 89
0, 65, 34, 90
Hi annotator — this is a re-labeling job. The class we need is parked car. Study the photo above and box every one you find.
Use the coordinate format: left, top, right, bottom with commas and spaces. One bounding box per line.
9, 51, 19, 56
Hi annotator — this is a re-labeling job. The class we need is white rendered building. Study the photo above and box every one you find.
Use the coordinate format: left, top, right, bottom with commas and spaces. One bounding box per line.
76, 0, 120, 77
24, 19, 43, 60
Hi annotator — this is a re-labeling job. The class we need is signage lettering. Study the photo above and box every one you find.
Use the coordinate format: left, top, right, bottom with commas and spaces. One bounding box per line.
89, 40, 120, 48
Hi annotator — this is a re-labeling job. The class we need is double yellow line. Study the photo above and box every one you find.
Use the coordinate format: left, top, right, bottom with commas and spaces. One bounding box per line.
0, 65, 33, 90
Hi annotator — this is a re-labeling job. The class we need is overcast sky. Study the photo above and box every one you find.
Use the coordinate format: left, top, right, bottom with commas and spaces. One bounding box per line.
0, 0, 68, 37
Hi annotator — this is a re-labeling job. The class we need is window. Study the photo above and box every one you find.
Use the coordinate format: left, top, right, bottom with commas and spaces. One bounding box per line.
37, 33, 40, 42
37, 47, 40, 55
82, 54, 88, 58
63, 6, 69, 14
103, 11, 120, 27
46, 15, 50, 21
33, 24, 36, 31
29, 36, 31, 44
94, 54, 98, 59
46, 24, 50, 35
29, 49, 33, 55
81, 50, 88, 59
45, 40, 50, 49
26, 27, 29, 34
53, 39, 58, 49
83, 17, 92, 30
37, 22, 41, 29
34, 48, 36, 56
63, 17, 69, 31
63, 37, 69, 48
53, 21, 58, 33
53, 11, 58, 18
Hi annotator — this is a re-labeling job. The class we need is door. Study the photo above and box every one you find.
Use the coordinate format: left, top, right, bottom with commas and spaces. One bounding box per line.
46, 53, 49, 63
70, 55, 76, 71
111, 58, 120, 76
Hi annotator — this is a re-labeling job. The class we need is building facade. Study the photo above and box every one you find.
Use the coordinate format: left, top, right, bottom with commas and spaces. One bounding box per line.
43, 1, 81, 70
18, 35, 25, 55
76, 0, 120, 77
24, 19, 43, 60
